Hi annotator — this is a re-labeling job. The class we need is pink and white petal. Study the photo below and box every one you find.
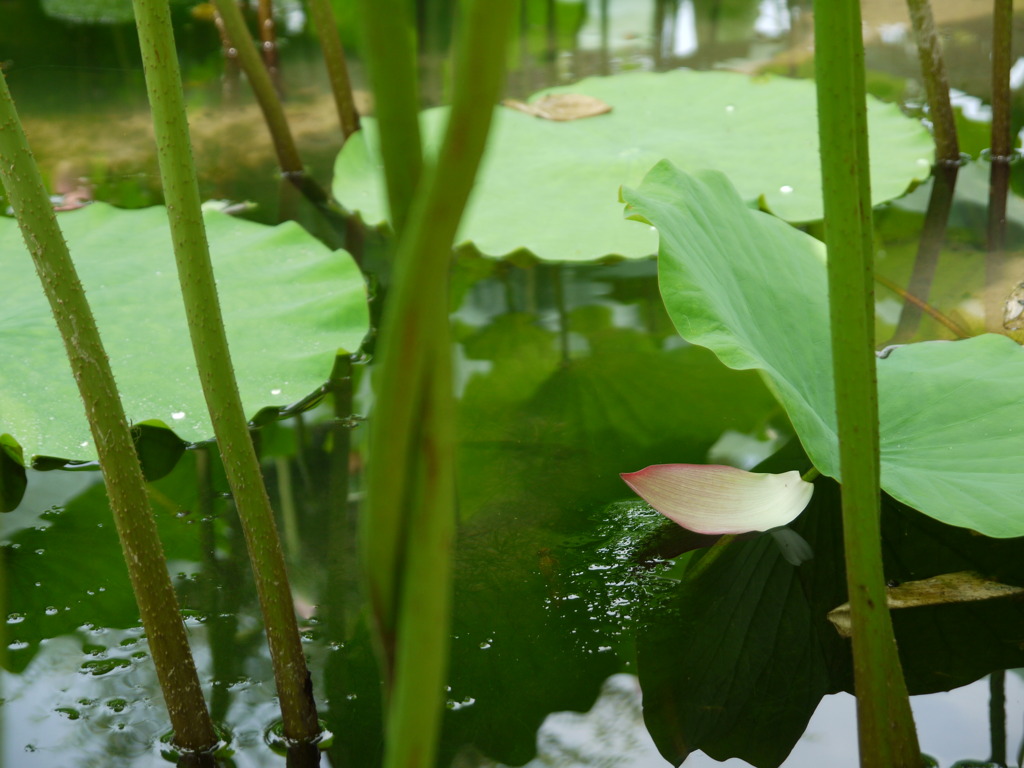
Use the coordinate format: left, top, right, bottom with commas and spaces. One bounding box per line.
620, 464, 813, 535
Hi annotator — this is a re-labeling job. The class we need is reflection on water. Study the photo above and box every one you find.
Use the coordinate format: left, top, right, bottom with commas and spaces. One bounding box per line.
3, 0, 1024, 766
501, 673, 1024, 768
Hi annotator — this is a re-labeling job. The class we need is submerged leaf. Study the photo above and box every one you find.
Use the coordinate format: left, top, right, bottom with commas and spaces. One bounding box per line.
620, 464, 813, 535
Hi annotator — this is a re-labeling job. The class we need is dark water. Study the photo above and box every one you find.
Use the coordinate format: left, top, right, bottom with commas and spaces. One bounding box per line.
3, 1, 1024, 766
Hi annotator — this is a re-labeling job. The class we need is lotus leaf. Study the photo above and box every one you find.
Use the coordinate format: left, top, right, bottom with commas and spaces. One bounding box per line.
0, 203, 368, 462
333, 70, 932, 262
622, 162, 1024, 538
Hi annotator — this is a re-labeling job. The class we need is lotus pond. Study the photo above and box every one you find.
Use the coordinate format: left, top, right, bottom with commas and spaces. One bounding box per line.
3, 1, 1024, 766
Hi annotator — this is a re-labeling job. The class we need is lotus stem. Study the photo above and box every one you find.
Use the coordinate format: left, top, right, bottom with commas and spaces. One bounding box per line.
360, 0, 516, 764
257, 0, 283, 96
906, 0, 959, 163
987, 0, 1014, 331
684, 534, 736, 582
211, 0, 338, 216
0, 70, 217, 752
212, 6, 242, 102
211, 0, 302, 173
354, 0, 423, 234
813, 1, 921, 765
307, 0, 361, 141
894, 0, 960, 341
130, 0, 319, 742
551, 264, 572, 363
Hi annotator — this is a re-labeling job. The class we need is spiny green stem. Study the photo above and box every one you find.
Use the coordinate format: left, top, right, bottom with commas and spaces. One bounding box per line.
363, 0, 516, 662
814, 1, 921, 765
0, 71, 216, 752
989, 0, 1014, 163
130, 0, 319, 741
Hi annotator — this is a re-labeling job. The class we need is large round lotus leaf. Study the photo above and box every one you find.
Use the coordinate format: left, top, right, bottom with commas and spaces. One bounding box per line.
0, 203, 368, 462
623, 161, 1024, 539
332, 70, 932, 262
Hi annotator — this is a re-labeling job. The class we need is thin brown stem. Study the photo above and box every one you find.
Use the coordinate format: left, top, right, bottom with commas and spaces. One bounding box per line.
890, 162, 960, 342
876, 272, 972, 339
987, 0, 1014, 331
896, 0, 961, 341
257, 0, 283, 96
213, 7, 241, 102
307, 0, 361, 141
907, 0, 959, 163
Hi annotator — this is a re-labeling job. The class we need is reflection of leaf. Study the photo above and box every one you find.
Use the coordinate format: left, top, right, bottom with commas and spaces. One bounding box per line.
637, 441, 1024, 768
624, 163, 1024, 538
877, 496, 1024, 695
827, 571, 1024, 637
330, 295, 783, 765
1, 454, 209, 673
375, 309, 781, 764
458, 321, 779, 522
636, 442, 850, 768
440, 519, 622, 766
334, 71, 930, 262
0, 203, 369, 462
893, 159, 1024, 247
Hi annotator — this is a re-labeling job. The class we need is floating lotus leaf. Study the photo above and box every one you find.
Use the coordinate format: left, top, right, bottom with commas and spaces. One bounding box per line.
0, 203, 368, 462
623, 162, 1024, 538
333, 70, 932, 262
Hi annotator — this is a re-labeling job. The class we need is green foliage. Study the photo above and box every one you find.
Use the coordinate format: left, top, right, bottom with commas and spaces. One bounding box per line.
41, 0, 193, 25
623, 163, 1024, 538
333, 70, 931, 261
0, 203, 368, 463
